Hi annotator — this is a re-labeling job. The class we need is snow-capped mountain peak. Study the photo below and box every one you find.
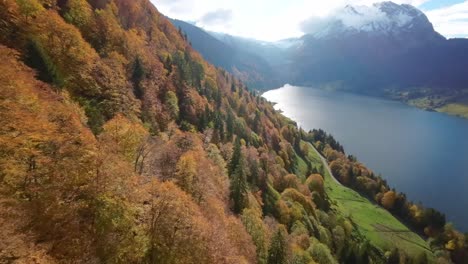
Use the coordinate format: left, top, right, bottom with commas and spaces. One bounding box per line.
303, 1, 439, 39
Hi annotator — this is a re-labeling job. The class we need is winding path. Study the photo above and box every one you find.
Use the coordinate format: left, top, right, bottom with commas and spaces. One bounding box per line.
310, 145, 343, 186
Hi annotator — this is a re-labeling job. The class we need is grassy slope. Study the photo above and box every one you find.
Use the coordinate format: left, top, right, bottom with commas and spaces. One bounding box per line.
301, 141, 435, 260
436, 96, 468, 119
408, 96, 468, 119
404, 92, 468, 119
387, 88, 468, 119
294, 153, 309, 181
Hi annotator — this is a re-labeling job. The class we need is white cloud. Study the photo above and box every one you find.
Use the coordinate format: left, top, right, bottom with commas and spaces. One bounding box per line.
198, 9, 234, 29
150, 0, 466, 41
425, 1, 468, 38
151, 0, 303, 41
153, 0, 195, 16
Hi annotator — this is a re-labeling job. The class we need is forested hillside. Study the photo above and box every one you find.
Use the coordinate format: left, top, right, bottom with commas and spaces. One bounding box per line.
0, 0, 466, 263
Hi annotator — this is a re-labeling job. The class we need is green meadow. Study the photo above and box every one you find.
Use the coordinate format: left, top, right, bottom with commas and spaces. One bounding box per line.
302, 141, 435, 260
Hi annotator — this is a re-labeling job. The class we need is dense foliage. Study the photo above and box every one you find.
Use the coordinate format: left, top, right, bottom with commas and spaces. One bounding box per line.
0, 0, 466, 263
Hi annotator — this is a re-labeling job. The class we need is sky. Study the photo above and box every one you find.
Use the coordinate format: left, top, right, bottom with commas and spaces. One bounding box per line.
151, 0, 468, 41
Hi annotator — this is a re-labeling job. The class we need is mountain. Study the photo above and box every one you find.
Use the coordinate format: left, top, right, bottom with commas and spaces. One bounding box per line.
171, 19, 281, 89
308, 2, 444, 43
175, 1, 468, 107
291, 1, 468, 98
209, 32, 292, 67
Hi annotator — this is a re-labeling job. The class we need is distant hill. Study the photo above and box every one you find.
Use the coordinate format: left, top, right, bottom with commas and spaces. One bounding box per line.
170, 19, 282, 89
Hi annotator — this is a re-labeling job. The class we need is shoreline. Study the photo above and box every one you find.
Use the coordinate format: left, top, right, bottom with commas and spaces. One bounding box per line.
263, 85, 468, 232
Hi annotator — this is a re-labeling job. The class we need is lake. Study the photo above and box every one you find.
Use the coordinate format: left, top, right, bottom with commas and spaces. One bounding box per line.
263, 84, 468, 231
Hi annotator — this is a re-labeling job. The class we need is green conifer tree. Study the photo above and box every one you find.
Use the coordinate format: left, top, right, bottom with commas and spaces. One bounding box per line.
228, 137, 241, 176
230, 154, 248, 214
267, 226, 288, 264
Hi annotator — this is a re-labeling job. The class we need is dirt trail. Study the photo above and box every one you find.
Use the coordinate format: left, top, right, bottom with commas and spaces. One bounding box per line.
310, 146, 343, 186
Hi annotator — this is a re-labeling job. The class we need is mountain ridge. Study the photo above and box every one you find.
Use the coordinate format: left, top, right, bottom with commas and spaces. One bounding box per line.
170, 18, 282, 89
176, 2, 468, 117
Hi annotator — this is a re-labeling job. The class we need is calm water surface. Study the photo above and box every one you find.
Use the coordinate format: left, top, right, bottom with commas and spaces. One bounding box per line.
263, 84, 468, 231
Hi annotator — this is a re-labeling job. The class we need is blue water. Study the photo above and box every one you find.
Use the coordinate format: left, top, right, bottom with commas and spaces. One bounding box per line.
263, 84, 468, 231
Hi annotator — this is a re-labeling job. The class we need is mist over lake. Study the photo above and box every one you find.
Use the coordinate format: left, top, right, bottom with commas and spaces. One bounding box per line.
263, 84, 468, 231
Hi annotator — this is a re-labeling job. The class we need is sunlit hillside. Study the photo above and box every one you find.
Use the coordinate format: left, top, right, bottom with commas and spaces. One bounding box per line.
0, 0, 466, 263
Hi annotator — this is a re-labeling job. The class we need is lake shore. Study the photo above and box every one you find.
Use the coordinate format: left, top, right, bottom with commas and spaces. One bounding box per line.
263, 84, 468, 231
384, 89, 468, 119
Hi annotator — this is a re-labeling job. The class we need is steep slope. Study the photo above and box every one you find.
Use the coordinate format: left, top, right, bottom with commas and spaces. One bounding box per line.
0, 0, 368, 263
171, 19, 281, 90
0, 0, 466, 263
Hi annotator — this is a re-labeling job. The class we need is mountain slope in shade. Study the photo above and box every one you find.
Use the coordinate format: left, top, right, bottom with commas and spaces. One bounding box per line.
171, 19, 281, 89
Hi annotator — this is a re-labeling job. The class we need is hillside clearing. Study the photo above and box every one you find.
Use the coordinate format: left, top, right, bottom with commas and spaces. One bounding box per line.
302, 141, 435, 260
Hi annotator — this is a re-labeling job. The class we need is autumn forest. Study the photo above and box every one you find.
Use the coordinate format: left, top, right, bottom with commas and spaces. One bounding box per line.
0, 0, 467, 263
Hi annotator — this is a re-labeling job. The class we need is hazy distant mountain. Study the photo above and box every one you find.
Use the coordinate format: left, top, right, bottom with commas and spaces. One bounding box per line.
209, 32, 293, 67
170, 19, 282, 89
291, 1, 468, 94
172, 2, 468, 97
208, 32, 296, 85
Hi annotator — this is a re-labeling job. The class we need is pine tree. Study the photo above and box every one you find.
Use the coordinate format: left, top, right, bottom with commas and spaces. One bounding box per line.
197, 104, 211, 131
230, 154, 248, 214
253, 110, 262, 134
214, 112, 225, 142
267, 226, 288, 264
228, 137, 241, 176
24, 39, 63, 86
131, 56, 145, 99
164, 55, 172, 75
190, 61, 204, 89
226, 111, 234, 141
249, 159, 259, 187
